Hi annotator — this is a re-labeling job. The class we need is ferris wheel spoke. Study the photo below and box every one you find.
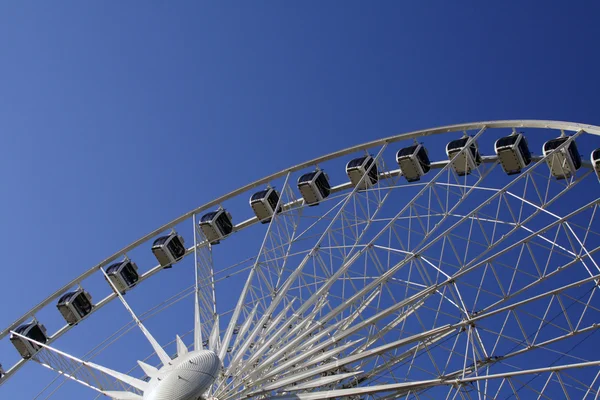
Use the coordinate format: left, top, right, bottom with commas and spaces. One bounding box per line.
252, 131, 494, 344
207, 314, 221, 354
232, 319, 347, 393
99, 267, 172, 367
193, 217, 217, 348
483, 322, 598, 367
332, 272, 600, 391
234, 296, 444, 397
289, 360, 599, 400
244, 325, 457, 397
267, 142, 481, 329
234, 297, 327, 376
10, 330, 146, 396
219, 307, 344, 396
223, 145, 391, 380
227, 302, 259, 357
215, 307, 331, 395
257, 337, 365, 390
368, 329, 457, 387
281, 370, 365, 392
86, 316, 198, 398
219, 173, 299, 363
354, 294, 433, 359
240, 299, 298, 366
340, 286, 381, 331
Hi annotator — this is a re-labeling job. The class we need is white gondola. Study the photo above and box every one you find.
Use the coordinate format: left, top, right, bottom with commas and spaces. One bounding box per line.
250, 188, 282, 224
106, 260, 139, 294
0, 363, 4, 380
446, 136, 482, 176
591, 149, 600, 180
152, 232, 186, 268
396, 144, 431, 182
346, 155, 378, 189
543, 136, 582, 179
10, 321, 47, 359
200, 209, 233, 244
56, 289, 93, 325
297, 170, 330, 206
494, 133, 532, 175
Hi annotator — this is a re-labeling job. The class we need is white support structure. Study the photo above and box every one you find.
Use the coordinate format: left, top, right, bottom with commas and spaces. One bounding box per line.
99, 267, 172, 367
3, 120, 600, 400
10, 330, 145, 397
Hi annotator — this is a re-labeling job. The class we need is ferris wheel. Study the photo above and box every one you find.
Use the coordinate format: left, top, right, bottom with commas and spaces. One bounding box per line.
2, 120, 600, 399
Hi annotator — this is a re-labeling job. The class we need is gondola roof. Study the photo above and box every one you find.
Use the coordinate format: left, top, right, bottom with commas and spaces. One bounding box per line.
251, 189, 271, 201
496, 135, 520, 147
447, 137, 471, 149
107, 261, 127, 274
152, 235, 172, 246
298, 171, 319, 182
544, 137, 572, 150
347, 155, 370, 168
201, 211, 219, 222
13, 323, 35, 335
397, 144, 420, 157
58, 291, 78, 304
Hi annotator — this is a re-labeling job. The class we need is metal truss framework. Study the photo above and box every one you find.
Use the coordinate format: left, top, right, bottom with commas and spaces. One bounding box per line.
1, 120, 600, 400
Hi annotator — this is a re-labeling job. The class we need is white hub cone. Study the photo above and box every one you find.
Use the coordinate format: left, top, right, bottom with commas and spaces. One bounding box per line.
143, 350, 220, 400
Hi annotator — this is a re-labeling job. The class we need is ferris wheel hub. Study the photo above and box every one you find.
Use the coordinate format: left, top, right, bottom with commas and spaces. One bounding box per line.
143, 350, 220, 400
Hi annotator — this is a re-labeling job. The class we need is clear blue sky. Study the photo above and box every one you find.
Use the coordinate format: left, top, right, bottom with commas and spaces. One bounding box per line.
1, 1, 600, 398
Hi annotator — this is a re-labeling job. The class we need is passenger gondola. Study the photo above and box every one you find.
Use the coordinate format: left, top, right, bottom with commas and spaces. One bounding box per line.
250, 188, 282, 224
152, 231, 186, 268
297, 170, 331, 206
199, 208, 233, 244
446, 136, 482, 176
591, 149, 600, 180
396, 144, 431, 182
346, 155, 378, 189
0, 363, 4, 380
10, 321, 47, 359
106, 260, 139, 294
494, 133, 532, 175
543, 136, 582, 179
57, 289, 93, 325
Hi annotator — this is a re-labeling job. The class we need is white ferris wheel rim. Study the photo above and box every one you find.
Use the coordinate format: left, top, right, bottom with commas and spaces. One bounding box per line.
1, 119, 600, 400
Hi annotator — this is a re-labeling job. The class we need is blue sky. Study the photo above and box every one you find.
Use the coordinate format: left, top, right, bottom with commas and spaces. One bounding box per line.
1, 1, 600, 398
